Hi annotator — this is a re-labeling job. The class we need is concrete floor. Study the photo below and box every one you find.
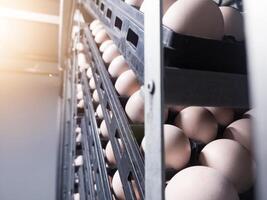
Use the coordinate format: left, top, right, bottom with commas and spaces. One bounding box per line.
0, 72, 61, 200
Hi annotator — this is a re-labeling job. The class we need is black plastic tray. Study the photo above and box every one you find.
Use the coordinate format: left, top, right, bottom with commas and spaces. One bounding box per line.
82, 0, 247, 84
83, 27, 145, 200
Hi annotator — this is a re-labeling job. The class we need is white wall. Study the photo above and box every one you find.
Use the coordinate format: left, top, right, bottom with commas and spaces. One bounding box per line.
0, 72, 61, 200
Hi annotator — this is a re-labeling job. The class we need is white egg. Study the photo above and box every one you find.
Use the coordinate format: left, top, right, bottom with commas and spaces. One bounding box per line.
90, 19, 102, 30
165, 166, 239, 200
100, 120, 109, 139
77, 99, 84, 108
75, 127, 81, 134
76, 91, 83, 100
105, 140, 124, 166
92, 25, 104, 36
86, 68, 93, 79
96, 105, 104, 119
76, 42, 84, 51
99, 40, 114, 53
74, 155, 83, 166
89, 78, 96, 90
108, 55, 129, 78
92, 90, 100, 103
115, 70, 140, 97
76, 132, 82, 143
76, 83, 82, 92
95, 29, 109, 44
163, 0, 224, 40
199, 139, 255, 193
102, 44, 120, 63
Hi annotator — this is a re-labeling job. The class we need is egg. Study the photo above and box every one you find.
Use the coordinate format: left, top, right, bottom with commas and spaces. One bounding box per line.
125, 89, 144, 123
102, 44, 120, 63
115, 70, 140, 97
162, 0, 224, 40
74, 193, 80, 200
99, 40, 114, 53
108, 55, 129, 78
76, 91, 83, 100
95, 29, 109, 44
112, 170, 140, 200
175, 107, 218, 144
76, 132, 82, 143
224, 118, 252, 151
86, 67, 93, 79
125, 0, 143, 7
92, 25, 104, 36
76, 83, 82, 92
89, 19, 102, 30
89, 78, 96, 90
205, 107, 235, 126
75, 127, 81, 134
140, 0, 176, 14
77, 99, 84, 108
74, 155, 83, 166
76, 42, 84, 52
92, 90, 100, 103
77, 52, 88, 68
105, 140, 124, 166
96, 105, 104, 119
142, 124, 191, 170
100, 120, 109, 139
165, 166, 239, 200
243, 109, 255, 118
199, 139, 254, 193
220, 6, 244, 41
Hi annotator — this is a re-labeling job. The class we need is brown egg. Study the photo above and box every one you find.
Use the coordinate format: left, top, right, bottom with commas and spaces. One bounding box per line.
89, 78, 96, 90
140, 0, 176, 14
92, 25, 104, 36
163, 0, 224, 40
99, 40, 114, 53
125, 89, 144, 123
95, 29, 109, 44
142, 124, 191, 170
220, 6, 244, 41
102, 44, 120, 63
105, 140, 124, 166
165, 166, 239, 200
108, 55, 129, 78
112, 170, 140, 200
86, 68, 93, 79
199, 139, 254, 193
96, 105, 104, 119
100, 120, 109, 139
175, 107, 218, 144
115, 70, 140, 97
92, 90, 100, 103
224, 118, 252, 151
205, 107, 235, 126
125, 0, 143, 7
89, 19, 101, 30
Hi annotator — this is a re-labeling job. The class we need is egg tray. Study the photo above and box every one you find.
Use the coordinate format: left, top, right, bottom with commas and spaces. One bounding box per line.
83, 27, 145, 200
60, 65, 79, 200
82, 0, 247, 81
80, 72, 113, 200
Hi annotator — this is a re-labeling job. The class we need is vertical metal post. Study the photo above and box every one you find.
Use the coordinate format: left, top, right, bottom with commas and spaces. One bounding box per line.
243, 1, 267, 200
144, 1, 164, 200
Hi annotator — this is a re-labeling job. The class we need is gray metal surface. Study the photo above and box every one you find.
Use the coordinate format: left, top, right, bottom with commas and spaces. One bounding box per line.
243, 1, 267, 200
0, 72, 60, 200
144, 0, 165, 200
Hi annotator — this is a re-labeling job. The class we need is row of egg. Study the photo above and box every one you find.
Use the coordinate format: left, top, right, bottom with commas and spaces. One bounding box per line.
126, 0, 244, 41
